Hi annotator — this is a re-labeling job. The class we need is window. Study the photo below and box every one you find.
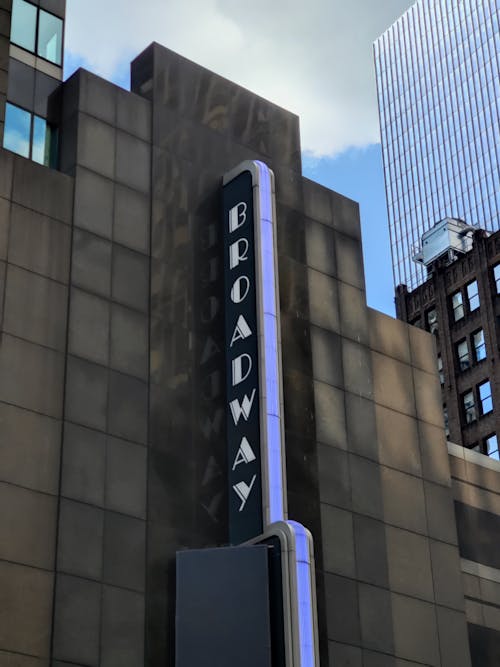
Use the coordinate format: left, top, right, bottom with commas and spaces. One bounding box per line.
466, 280, 480, 311
451, 290, 464, 321
478, 380, 493, 415
485, 434, 499, 461
32, 116, 58, 167
10, 0, 62, 66
37, 9, 63, 64
456, 339, 469, 371
426, 307, 438, 332
463, 390, 476, 424
473, 329, 486, 362
3, 103, 31, 158
437, 354, 444, 385
443, 404, 450, 437
11, 0, 38, 54
493, 264, 500, 294
410, 316, 422, 328
3, 103, 58, 167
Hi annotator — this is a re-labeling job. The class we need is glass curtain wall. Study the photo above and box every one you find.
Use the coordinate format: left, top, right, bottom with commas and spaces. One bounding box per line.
375, 0, 500, 290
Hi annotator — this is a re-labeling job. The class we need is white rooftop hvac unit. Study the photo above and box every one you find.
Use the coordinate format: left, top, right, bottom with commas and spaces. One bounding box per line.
413, 218, 476, 267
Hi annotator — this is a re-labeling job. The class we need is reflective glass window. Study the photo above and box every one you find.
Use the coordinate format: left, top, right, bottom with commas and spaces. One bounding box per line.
10, 0, 37, 52
451, 290, 464, 321
463, 390, 476, 424
443, 404, 449, 437
473, 329, 486, 362
32, 116, 58, 167
426, 307, 438, 332
3, 104, 58, 167
37, 9, 63, 65
478, 380, 493, 415
493, 264, 500, 293
485, 434, 499, 461
32, 116, 46, 165
466, 280, 480, 311
3, 102, 31, 158
456, 339, 469, 371
437, 354, 444, 385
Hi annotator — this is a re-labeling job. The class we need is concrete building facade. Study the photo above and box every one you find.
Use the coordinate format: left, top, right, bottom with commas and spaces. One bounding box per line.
0, 1, 499, 666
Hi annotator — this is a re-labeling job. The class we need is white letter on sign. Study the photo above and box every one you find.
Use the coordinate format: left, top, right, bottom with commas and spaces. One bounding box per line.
229, 202, 247, 233
229, 238, 249, 269
233, 475, 256, 511
230, 315, 252, 347
232, 437, 257, 471
232, 353, 252, 386
229, 389, 256, 425
230, 275, 250, 304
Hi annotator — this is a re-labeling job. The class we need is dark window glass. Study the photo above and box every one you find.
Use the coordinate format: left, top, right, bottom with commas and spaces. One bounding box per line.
466, 280, 480, 311
3, 102, 31, 158
485, 434, 499, 461
473, 329, 486, 362
456, 339, 469, 371
451, 290, 464, 321
37, 9, 63, 65
10, 0, 37, 52
410, 316, 422, 328
493, 264, 500, 294
463, 390, 476, 424
479, 380, 493, 415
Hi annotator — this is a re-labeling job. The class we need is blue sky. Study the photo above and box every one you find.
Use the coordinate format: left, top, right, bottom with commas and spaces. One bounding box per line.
64, 0, 414, 317
303, 148, 394, 315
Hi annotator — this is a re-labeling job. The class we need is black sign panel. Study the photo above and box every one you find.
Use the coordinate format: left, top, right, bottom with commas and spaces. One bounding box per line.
223, 170, 263, 545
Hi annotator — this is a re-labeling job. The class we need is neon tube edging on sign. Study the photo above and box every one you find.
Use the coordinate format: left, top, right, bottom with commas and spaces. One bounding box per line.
254, 160, 286, 524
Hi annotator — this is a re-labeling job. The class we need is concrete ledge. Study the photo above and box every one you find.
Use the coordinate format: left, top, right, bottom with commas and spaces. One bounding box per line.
448, 441, 500, 473
461, 558, 500, 584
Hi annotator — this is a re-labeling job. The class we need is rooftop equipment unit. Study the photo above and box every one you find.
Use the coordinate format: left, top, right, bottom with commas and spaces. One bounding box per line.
412, 218, 476, 268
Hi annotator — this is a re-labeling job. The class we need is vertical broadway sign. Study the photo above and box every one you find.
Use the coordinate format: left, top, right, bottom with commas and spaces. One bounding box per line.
223, 161, 287, 545
223, 169, 263, 544
223, 162, 319, 666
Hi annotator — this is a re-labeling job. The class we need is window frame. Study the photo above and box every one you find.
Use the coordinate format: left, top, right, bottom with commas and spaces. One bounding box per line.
493, 264, 500, 295
10, 0, 63, 66
462, 389, 477, 424
3, 102, 31, 158
3, 101, 58, 167
485, 433, 499, 461
437, 354, 444, 385
466, 280, 480, 312
478, 380, 493, 416
443, 404, 450, 437
456, 338, 470, 371
426, 307, 438, 332
10, 0, 37, 53
451, 290, 465, 322
472, 328, 486, 362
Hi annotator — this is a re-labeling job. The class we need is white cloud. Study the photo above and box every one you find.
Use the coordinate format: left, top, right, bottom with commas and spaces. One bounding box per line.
65, 0, 413, 156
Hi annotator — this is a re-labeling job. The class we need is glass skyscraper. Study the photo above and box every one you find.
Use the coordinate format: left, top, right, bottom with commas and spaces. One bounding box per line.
375, 0, 500, 290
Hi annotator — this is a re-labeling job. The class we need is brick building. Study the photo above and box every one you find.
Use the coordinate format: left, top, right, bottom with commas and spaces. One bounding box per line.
396, 226, 500, 461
